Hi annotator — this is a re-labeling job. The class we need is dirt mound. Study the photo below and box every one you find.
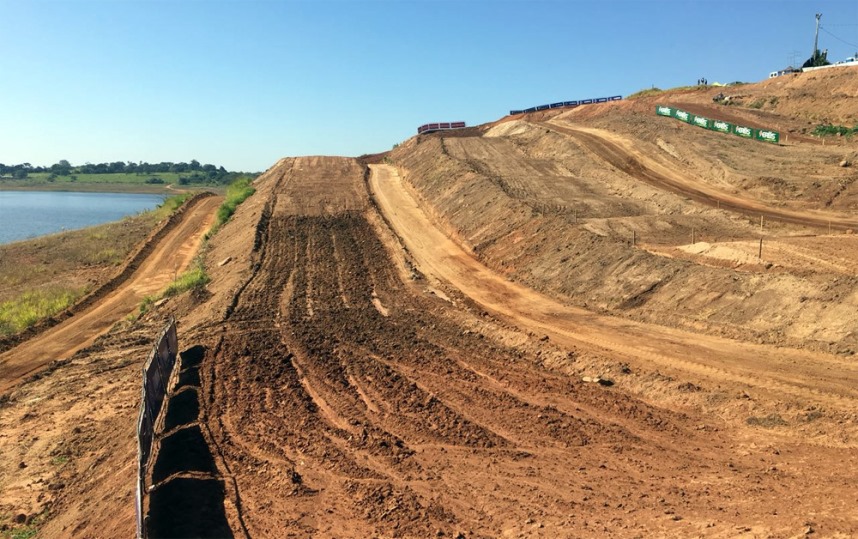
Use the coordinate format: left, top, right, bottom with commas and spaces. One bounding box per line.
624, 67, 858, 133
4, 151, 858, 537
4, 64, 858, 539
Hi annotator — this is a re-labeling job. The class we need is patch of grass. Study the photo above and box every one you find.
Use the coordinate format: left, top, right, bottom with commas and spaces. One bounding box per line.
749, 98, 766, 109
0, 288, 81, 336
152, 193, 192, 220
134, 259, 209, 318
745, 414, 787, 428
0, 508, 45, 539
813, 124, 858, 137
208, 176, 256, 236
9, 527, 38, 539
162, 263, 210, 298
138, 295, 156, 316
627, 87, 663, 99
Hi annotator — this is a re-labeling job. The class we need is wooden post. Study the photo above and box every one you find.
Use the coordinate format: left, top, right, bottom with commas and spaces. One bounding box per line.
692, 228, 695, 244
760, 215, 764, 231
633, 230, 636, 246
758, 237, 763, 259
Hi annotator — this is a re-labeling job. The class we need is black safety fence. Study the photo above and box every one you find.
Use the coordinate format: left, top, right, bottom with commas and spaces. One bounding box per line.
136, 318, 179, 539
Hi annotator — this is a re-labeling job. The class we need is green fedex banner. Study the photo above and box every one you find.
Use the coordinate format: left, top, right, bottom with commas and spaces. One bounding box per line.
692, 115, 711, 129
734, 125, 755, 138
673, 109, 692, 123
712, 120, 731, 133
756, 129, 780, 143
656, 105, 779, 144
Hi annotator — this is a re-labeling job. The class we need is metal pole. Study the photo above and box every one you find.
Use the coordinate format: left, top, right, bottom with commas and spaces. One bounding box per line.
813, 13, 822, 63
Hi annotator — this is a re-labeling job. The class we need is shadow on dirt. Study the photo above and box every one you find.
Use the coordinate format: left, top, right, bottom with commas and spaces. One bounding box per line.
163, 387, 200, 431
148, 477, 233, 538
147, 344, 231, 537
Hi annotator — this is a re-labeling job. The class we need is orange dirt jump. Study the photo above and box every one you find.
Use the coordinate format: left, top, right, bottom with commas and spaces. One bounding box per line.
3, 68, 858, 539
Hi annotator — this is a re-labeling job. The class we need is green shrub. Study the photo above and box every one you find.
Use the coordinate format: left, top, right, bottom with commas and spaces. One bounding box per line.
153, 193, 192, 219
162, 265, 210, 297
209, 176, 255, 235
138, 295, 156, 315
813, 124, 858, 137
627, 87, 663, 99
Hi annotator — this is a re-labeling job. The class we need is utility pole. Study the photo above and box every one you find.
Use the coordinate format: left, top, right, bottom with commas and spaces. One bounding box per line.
813, 13, 822, 63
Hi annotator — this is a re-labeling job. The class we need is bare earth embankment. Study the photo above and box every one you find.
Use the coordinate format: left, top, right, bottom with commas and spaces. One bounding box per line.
0, 196, 219, 537
2, 68, 858, 538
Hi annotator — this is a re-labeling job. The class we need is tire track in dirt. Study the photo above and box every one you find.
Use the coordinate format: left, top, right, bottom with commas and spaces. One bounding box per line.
201, 157, 709, 537
542, 121, 858, 231
369, 163, 858, 412
181, 156, 858, 537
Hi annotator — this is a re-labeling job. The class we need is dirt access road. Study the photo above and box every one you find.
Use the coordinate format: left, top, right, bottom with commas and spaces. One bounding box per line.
542, 122, 858, 231
0, 196, 221, 393
369, 164, 858, 414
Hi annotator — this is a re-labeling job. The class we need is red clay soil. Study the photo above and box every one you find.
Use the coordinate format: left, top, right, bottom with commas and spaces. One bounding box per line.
129, 157, 857, 538
541, 122, 858, 230
4, 70, 858, 539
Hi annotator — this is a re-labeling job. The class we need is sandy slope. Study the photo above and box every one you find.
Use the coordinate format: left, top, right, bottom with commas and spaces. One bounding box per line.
3, 70, 858, 538
0, 196, 221, 392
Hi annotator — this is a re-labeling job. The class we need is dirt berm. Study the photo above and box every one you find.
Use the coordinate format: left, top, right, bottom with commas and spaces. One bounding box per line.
389, 69, 858, 354
0, 192, 214, 355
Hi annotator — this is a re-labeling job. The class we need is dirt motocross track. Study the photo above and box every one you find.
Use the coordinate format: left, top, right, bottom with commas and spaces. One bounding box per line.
3, 69, 858, 538
180, 154, 857, 537
0, 195, 221, 393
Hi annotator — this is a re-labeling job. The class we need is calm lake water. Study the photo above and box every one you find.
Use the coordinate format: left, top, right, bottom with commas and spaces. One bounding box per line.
0, 191, 166, 245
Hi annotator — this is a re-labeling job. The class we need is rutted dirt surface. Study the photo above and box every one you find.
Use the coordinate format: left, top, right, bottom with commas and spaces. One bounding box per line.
543, 123, 858, 230
3, 72, 858, 538
0, 195, 221, 393
167, 157, 856, 537
369, 163, 858, 411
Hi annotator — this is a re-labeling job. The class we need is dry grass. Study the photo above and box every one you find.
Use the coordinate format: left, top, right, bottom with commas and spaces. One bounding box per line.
0, 194, 190, 336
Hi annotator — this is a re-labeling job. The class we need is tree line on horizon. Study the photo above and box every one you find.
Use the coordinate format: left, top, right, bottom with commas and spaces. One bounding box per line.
0, 160, 255, 185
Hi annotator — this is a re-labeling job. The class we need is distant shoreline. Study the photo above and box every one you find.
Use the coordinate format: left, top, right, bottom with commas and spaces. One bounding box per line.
0, 182, 223, 195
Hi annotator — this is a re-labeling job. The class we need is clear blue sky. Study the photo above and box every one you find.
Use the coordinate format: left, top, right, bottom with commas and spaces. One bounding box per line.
2, 0, 857, 172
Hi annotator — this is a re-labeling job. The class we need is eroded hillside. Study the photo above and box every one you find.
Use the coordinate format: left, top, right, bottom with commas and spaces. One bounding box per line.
3, 70, 858, 539
389, 70, 858, 354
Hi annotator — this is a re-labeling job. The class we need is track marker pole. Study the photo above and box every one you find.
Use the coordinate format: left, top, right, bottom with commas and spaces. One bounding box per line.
759, 237, 763, 259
